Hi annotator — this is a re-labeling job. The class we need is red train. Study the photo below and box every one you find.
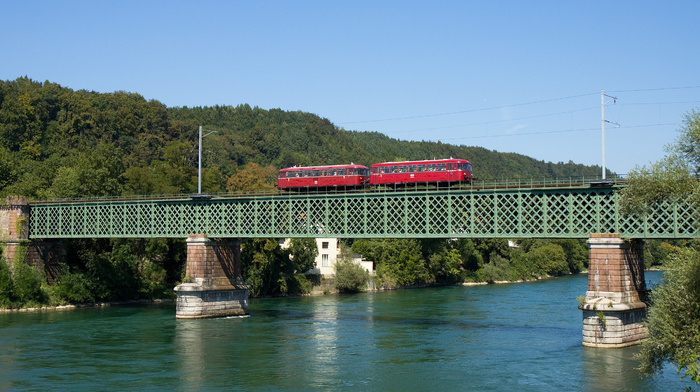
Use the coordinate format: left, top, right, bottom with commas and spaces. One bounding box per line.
277, 164, 370, 189
370, 158, 472, 185
277, 158, 472, 190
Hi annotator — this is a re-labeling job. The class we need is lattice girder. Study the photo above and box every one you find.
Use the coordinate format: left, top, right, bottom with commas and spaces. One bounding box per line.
28, 187, 698, 239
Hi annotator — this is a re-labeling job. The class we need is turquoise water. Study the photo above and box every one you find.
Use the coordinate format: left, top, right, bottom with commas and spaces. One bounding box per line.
0, 271, 690, 391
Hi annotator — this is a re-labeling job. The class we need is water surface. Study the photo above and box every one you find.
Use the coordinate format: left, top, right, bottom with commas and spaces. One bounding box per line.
0, 271, 689, 391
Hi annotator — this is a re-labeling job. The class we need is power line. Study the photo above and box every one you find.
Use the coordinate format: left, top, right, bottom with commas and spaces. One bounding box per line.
423, 122, 682, 142
608, 86, 700, 93
338, 92, 599, 125
617, 100, 700, 106
383, 106, 599, 135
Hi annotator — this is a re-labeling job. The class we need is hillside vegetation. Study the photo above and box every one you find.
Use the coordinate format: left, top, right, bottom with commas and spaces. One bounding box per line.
0, 77, 609, 305
1, 77, 606, 201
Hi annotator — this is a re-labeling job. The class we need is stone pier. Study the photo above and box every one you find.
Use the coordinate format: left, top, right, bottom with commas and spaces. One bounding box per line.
580, 234, 647, 347
1, 196, 64, 283
174, 234, 250, 319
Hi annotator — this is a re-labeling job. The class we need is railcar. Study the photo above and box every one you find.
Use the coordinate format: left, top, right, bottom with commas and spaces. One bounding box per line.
277, 164, 370, 190
370, 158, 472, 185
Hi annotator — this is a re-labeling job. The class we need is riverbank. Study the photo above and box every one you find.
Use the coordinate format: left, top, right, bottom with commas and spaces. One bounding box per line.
0, 298, 174, 313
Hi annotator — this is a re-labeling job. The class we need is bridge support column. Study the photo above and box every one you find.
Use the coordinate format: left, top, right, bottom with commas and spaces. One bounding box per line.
1, 196, 64, 284
174, 234, 250, 319
580, 234, 647, 347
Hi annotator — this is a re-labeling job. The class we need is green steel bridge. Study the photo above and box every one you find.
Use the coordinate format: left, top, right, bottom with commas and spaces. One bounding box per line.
27, 178, 698, 240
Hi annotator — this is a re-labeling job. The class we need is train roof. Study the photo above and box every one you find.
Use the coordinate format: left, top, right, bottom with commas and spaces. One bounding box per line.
279, 163, 368, 171
371, 158, 471, 167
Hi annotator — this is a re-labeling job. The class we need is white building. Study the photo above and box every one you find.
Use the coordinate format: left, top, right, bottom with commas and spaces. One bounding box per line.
278, 238, 373, 276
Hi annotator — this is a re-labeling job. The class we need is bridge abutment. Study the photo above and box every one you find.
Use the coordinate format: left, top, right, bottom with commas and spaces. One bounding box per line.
1, 196, 64, 284
174, 234, 250, 319
580, 234, 647, 347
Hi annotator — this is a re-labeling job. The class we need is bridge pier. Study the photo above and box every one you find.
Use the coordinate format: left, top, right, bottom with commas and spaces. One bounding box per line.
1, 196, 64, 283
580, 234, 647, 347
174, 234, 250, 319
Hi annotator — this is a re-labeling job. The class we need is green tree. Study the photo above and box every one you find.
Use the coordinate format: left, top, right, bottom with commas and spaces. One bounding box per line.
622, 109, 700, 386
526, 243, 569, 276
0, 256, 15, 307
288, 238, 318, 273
334, 246, 369, 293
637, 248, 700, 385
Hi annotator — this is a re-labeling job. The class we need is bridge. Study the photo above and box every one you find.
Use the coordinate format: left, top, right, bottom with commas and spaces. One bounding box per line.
2, 179, 697, 347
26, 181, 697, 240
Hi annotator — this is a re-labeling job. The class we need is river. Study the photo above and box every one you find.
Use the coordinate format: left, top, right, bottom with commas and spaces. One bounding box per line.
0, 271, 690, 391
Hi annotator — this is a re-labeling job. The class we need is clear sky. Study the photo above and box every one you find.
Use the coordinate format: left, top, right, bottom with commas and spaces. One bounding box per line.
2, 1, 699, 175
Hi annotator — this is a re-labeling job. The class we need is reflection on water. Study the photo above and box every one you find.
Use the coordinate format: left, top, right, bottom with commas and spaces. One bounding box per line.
0, 271, 692, 391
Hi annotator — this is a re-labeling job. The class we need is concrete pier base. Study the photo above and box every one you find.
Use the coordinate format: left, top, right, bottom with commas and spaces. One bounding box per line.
580, 234, 647, 347
174, 234, 250, 319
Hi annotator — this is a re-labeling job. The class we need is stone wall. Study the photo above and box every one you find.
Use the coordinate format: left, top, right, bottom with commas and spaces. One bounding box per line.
1, 197, 64, 284
1, 196, 30, 241
175, 234, 250, 318
580, 234, 647, 348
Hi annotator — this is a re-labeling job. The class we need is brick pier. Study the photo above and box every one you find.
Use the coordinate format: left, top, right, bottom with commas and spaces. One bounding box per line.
174, 234, 250, 319
1, 196, 63, 283
580, 234, 647, 347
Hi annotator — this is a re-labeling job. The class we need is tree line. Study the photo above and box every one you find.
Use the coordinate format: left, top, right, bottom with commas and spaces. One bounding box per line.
0, 77, 662, 297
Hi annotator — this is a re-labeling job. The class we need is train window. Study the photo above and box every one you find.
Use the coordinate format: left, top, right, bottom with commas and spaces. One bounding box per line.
381, 167, 389, 174
428, 164, 437, 171
313, 170, 321, 177
467, 164, 472, 172
447, 163, 455, 171
437, 163, 446, 171
337, 169, 345, 176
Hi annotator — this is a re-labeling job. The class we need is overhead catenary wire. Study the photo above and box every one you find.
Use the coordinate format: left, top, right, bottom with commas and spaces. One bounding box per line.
337, 86, 700, 126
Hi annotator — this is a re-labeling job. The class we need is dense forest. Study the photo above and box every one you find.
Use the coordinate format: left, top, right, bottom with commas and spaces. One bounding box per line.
0, 77, 627, 307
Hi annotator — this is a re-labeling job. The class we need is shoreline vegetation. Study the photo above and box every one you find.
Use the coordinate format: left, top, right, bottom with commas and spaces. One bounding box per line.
0, 268, 645, 314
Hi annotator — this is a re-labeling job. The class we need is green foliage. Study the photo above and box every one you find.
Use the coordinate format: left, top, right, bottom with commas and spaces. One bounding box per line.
334, 247, 369, 293
241, 238, 312, 297
526, 243, 569, 276
353, 239, 429, 288
622, 109, 700, 386
288, 238, 318, 273
0, 77, 610, 201
482, 253, 515, 283
637, 248, 700, 385
139, 260, 170, 299
596, 311, 607, 328
12, 256, 45, 306
0, 257, 14, 307
52, 270, 95, 303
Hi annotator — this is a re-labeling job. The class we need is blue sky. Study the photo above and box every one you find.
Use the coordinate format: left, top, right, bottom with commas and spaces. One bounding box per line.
2, 1, 699, 175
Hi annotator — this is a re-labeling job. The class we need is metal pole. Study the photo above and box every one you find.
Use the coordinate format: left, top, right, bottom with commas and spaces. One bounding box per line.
198, 125, 202, 194
601, 90, 606, 180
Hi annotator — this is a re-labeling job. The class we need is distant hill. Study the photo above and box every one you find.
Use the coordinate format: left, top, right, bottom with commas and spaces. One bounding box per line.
0, 77, 607, 200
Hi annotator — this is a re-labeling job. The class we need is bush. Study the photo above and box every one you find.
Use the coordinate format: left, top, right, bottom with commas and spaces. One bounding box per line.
482, 253, 514, 283
12, 258, 45, 306
0, 258, 15, 307
527, 243, 569, 277
637, 247, 700, 384
334, 257, 369, 293
53, 270, 95, 303
139, 260, 170, 299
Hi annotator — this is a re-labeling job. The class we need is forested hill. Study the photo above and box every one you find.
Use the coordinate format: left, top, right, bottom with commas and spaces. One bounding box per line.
0, 77, 606, 200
